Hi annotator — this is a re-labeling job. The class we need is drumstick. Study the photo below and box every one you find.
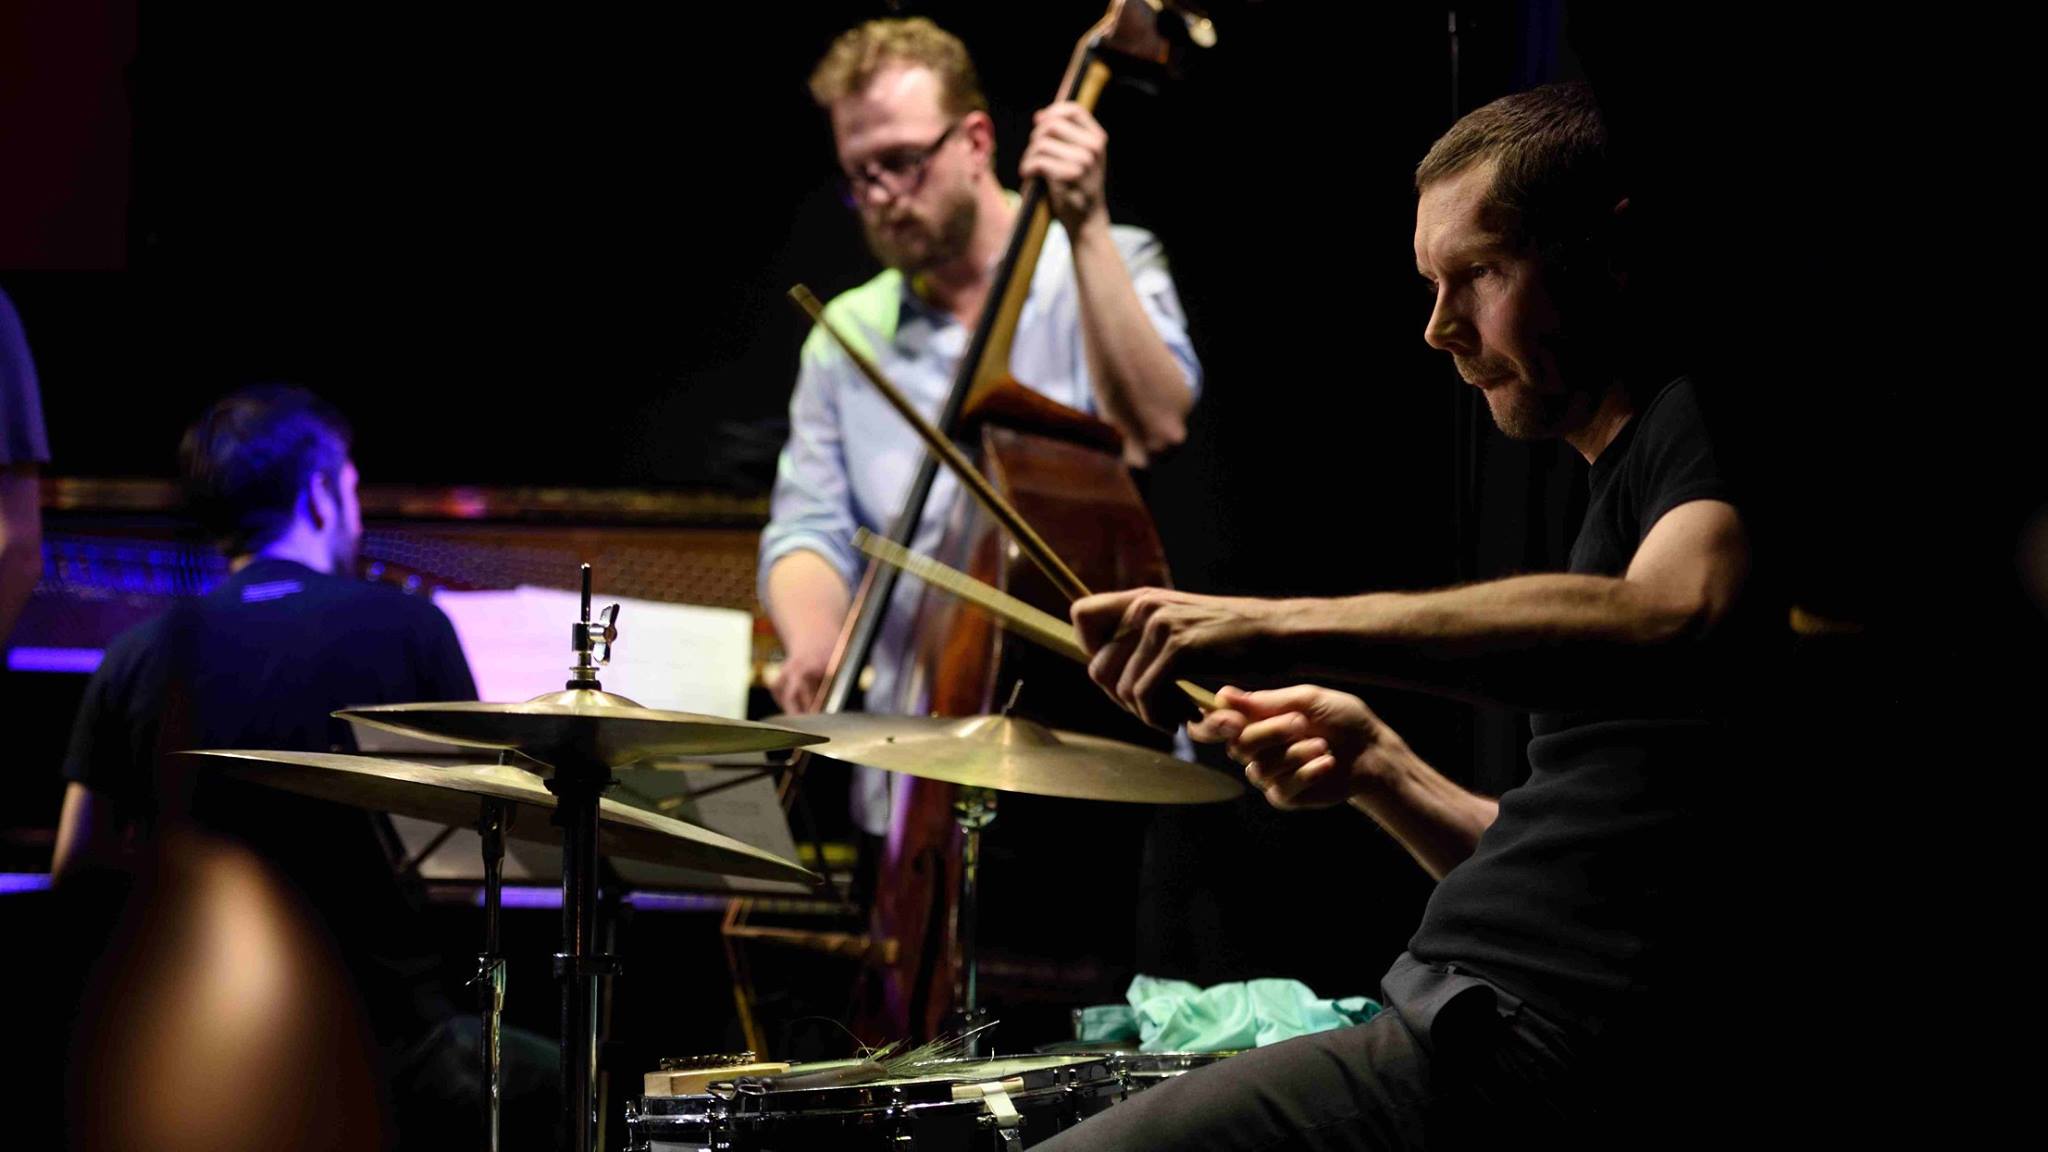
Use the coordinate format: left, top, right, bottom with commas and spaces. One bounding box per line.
856, 530, 1087, 661
855, 530, 1219, 713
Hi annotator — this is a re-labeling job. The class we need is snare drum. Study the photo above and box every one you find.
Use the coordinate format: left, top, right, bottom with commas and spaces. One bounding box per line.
628, 1054, 1127, 1151
1032, 1042, 1241, 1095
1097, 1049, 1238, 1091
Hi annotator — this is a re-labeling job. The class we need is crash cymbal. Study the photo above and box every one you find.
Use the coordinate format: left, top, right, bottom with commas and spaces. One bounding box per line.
336, 688, 826, 768
182, 749, 819, 885
767, 713, 1242, 805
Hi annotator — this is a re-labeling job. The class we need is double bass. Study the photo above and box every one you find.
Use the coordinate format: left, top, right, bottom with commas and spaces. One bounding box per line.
727, 0, 1215, 1047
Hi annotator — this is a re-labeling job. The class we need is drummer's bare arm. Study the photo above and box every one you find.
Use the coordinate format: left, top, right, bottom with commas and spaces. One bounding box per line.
1282, 501, 1746, 709
51, 782, 126, 883
763, 550, 853, 714
1023, 104, 1193, 467
1075, 499, 1749, 724
1191, 686, 1497, 881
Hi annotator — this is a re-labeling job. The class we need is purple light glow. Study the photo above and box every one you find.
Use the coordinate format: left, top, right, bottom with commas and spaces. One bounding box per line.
469, 886, 727, 912
7, 647, 104, 673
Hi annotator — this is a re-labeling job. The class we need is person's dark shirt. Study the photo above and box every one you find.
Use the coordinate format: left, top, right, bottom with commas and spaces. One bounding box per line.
62, 557, 478, 1049
0, 286, 48, 466
1407, 377, 1758, 1032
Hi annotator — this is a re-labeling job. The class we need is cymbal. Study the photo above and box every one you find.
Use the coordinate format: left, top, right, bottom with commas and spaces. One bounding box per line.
182, 750, 820, 885
336, 689, 826, 767
766, 713, 1243, 805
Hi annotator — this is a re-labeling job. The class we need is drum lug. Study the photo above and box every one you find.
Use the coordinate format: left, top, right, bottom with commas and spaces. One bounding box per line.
964, 1082, 1025, 1151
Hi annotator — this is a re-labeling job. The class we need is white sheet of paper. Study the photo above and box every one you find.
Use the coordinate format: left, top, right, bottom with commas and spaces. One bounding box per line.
370, 586, 807, 894
432, 585, 754, 717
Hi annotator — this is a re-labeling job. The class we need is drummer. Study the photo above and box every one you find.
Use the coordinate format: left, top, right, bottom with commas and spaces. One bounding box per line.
51, 385, 558, 1151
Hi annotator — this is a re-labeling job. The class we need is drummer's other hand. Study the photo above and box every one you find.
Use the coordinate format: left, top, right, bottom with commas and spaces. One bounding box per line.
1223, 686, 1412, 811
1186, 693, 1246, 745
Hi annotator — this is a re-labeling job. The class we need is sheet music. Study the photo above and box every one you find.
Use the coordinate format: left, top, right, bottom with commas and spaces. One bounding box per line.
432, 585, 753, 717
361, 586, 808, 895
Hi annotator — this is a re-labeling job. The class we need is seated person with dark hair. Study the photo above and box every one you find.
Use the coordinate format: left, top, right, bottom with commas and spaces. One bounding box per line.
53, 384, 556, 1150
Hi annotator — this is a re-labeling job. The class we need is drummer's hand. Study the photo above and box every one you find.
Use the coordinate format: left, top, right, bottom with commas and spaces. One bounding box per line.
769, 638, 834, 714
1185, 694, 1245, 746
1070, 588, 1291, 731
1217, 685, 1412, 811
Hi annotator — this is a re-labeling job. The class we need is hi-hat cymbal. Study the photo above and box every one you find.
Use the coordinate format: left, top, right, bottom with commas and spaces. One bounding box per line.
336, 689, 826, 768
183, 749, 819, 885
766, 713, 1243, 805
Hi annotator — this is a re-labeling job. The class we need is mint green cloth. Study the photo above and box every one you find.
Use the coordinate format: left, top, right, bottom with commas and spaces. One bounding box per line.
1077, 975, 1381, 1051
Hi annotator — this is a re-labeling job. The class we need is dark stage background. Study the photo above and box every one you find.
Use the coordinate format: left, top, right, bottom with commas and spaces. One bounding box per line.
1, 0, 2020, 1146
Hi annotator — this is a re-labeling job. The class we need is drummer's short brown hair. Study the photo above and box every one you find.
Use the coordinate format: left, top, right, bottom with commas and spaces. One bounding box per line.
1416, 81, 1615, 266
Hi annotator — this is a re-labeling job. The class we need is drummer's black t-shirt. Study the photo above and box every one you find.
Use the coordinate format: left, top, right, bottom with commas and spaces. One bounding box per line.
62, 557, 478, 1049
1405, 377, 1756, 1033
